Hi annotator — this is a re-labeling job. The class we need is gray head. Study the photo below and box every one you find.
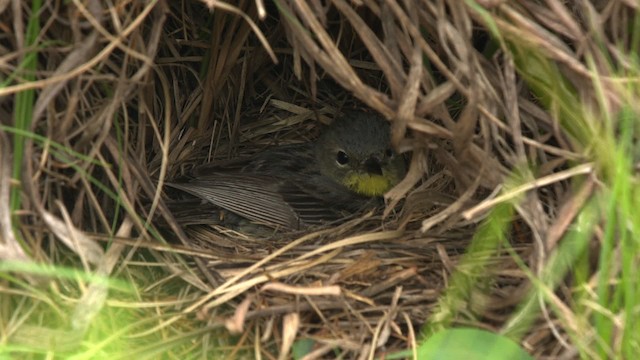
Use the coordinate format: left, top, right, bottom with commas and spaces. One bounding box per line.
314, 111, 406, 197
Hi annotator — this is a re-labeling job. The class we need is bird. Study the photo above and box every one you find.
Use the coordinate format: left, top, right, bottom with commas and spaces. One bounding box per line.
165, 111, 406, 233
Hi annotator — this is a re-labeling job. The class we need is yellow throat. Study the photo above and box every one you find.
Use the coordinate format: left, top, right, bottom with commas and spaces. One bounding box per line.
343, 173, 393, 197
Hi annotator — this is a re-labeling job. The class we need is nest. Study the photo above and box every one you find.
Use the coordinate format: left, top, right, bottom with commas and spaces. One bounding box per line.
1, 0, 636, 358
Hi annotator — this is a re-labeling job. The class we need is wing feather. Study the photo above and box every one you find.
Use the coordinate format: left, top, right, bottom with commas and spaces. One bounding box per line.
167, 174, 301, 230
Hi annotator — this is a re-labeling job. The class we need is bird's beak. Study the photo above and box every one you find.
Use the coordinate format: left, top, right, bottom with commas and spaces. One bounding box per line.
363, 156, 383, 175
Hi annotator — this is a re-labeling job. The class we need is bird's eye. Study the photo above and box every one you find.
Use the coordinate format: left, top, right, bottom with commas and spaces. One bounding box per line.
385, 148, 394, 158
336, 150, 349, 165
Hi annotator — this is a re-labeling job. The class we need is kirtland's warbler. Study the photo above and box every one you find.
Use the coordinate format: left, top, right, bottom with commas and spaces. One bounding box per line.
167, 111, 406, 231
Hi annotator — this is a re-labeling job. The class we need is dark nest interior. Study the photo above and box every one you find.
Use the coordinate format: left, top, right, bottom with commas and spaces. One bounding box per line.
2, 0, 634, 359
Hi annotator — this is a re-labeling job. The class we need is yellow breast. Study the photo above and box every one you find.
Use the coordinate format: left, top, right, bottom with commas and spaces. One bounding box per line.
343, 173, 392, 197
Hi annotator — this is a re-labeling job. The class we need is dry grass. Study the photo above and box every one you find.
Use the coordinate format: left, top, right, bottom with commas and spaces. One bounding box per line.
1, 0, 637, 359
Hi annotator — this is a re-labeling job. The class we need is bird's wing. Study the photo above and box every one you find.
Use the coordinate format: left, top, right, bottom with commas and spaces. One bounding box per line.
166, 143, 347, 230
276, 182, 345, 225
167, 173, 302, 231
